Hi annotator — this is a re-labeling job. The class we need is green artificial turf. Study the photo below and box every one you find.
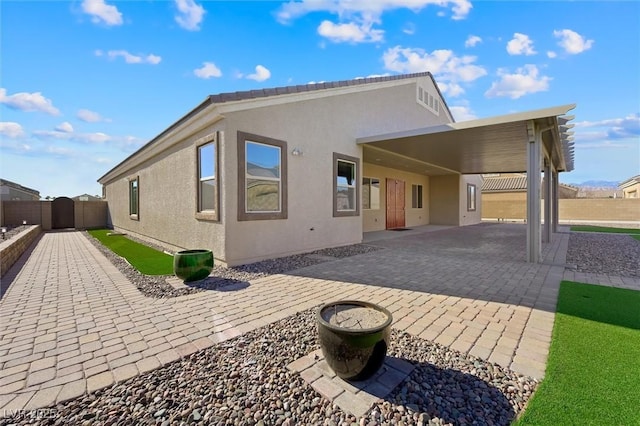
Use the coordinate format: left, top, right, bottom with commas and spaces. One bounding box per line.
515, 281, 640, 425
570, 225, 640, 234
88, 229, 173, 275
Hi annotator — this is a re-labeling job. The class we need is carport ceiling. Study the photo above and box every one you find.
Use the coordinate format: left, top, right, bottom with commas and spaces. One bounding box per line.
358, 104, 576, 175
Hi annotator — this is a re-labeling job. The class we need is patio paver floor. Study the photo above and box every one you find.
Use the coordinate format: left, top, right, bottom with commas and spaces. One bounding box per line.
1, 224, 636, 416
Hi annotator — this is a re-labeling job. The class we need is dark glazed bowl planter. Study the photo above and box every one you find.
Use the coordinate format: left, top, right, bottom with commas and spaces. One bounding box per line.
173, 249, 214, 282
317, 300, 393, 381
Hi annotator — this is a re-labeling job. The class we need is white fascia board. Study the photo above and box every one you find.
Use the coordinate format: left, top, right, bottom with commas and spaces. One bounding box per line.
357, 104, 576, 144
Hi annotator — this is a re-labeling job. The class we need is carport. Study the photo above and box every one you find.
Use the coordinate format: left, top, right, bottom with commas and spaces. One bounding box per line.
357, 104, 576, 263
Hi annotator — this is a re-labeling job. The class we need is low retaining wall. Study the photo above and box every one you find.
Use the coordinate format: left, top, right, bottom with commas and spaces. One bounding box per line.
0, 225, 42, 277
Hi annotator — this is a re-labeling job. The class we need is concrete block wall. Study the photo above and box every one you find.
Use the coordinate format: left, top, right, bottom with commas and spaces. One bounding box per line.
483, 198, 640, 225
74, 201, 108, 229
0, 225, 42, 277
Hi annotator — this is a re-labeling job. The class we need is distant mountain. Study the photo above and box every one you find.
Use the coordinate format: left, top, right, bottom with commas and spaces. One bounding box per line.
567, 180, 620, 189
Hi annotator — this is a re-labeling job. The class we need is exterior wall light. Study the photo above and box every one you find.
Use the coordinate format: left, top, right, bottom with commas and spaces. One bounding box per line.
291, 148, 303, 156
22, 220, 27, 225
1, 228, 6, 239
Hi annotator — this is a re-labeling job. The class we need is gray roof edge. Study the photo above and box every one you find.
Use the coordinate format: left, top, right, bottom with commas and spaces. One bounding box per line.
0, 178, 40, 195
98, 72, 436, 183
206, 72, 433, 104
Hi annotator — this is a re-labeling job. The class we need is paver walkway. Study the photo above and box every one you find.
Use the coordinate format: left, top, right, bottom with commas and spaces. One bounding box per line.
1, 223, 634, 416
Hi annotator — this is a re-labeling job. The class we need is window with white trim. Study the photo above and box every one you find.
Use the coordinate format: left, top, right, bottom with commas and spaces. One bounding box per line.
333, 153, 359, 217
237, 131, 287, 221
467, 183, 477, 211
197, 138, 218, 220
129, 177, 139, 219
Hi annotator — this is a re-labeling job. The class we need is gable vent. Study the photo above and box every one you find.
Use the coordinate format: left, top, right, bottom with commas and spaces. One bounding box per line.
416, 84, 440, 116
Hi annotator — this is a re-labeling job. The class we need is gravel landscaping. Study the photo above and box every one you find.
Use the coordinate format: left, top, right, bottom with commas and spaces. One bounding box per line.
84, 231, 383, 299
566, 232, 640, 278
0, 225, 30, 242
1, 309, 536, 426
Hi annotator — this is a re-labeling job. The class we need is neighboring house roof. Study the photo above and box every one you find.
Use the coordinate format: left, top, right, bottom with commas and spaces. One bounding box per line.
619, 175, 640, 189
482, 175, 579, 193
72, 194, 102, 201
482, 176, 527, 192
0, 178, 40, 197
99, 72, 452, 183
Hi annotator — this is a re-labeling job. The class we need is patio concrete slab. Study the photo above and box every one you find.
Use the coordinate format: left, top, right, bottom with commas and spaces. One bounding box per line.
2, 223, 627, 416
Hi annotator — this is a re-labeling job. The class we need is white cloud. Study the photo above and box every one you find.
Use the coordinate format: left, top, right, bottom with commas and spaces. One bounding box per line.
485, 65, 551, 99
246, 65, 271, 82
506, 33, 536, 55
0, 88, 60, 115
402, 23, 416, 35
77, 109, 109, 123
55, 122, 74, 133
547, 51, 557, 59
449, 105, 477, 121
554, 29, 594, 54
81, 0, 123, 26
33, 129, 111, 144
575, 113, 640, 139
276, 1, 471, 44
174, 0, 206, 31
276, 0, 472, 24
465, 35, 482, 48
98, 50, 162, 65
0, 122, 25, 138
194, 62, 222, 79
318, 20, 384, 43
382, 46, 486, 96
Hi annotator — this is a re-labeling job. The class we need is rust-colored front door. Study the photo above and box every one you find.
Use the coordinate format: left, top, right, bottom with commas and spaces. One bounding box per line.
386, 179, 405, 229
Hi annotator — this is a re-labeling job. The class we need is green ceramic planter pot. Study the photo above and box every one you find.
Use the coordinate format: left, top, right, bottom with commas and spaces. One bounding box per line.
173, 249, 213, 282
317, 300, 392, 381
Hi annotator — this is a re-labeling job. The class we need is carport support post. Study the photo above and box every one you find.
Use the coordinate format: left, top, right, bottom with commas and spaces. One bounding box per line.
552, 170, 559, 233
543, 160, 553, 243
526, 121, 541, 263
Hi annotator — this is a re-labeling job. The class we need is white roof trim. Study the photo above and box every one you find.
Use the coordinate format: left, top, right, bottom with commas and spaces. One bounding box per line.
357, 104, 576, 144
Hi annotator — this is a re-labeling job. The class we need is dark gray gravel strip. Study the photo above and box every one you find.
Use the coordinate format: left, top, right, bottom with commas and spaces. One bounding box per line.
0, 308, 536, 426
83, 231, 383, 298
566, 232, 640, 277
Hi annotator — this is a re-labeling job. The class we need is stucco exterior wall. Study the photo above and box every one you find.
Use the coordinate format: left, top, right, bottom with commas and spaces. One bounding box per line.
221, 78, 447, 264
429, 175, 460, 225
100, 76, 456, 265
361, 163, 430, 232
104, 121, 227, 259
460, 175, 483, 226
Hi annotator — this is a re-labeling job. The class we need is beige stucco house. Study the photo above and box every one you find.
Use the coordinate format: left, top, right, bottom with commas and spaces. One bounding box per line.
619, 175, 640, 198
99, 72, 575, 265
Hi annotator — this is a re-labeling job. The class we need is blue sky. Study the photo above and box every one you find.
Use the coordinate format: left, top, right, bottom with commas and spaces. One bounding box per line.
1, 0, 638, 197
